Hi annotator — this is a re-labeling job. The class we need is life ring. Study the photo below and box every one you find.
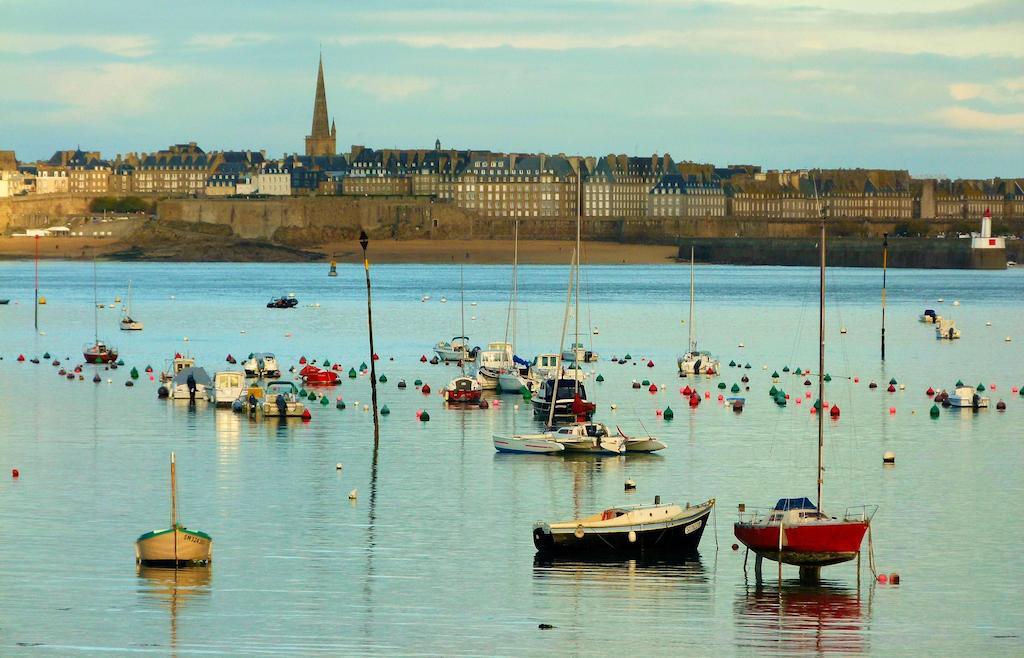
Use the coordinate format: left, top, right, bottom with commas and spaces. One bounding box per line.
574, 525, 585, 539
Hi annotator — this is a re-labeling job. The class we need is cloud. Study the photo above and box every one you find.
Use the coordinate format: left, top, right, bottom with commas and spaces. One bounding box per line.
934, 106, 1024, 133
342, 74, 436, 101
38, 63, 182, 122
949, 78, 1024, 104
0, 33, 154, 58
186, 33, 275, 50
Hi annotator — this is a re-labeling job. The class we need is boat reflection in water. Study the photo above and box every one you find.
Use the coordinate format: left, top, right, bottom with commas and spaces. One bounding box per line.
734, 581, 869, 655
137, 565, 212, 654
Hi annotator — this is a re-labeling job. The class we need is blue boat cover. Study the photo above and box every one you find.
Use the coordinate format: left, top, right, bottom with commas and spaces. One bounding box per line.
924, 309, 936, 316
513, 355, 530, 367
774, 497, 817, 510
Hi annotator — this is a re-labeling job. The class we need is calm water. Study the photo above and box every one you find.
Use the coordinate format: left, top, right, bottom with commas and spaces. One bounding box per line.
0, 260, 1022, 656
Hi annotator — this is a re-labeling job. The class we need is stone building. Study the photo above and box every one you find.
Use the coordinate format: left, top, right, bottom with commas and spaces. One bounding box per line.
648, 174, 727, 218
584, 155, 675, 218
304, 55, 336, 157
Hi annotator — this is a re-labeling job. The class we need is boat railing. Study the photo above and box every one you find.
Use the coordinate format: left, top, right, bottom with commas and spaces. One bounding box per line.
842, 505, 879, 523
736, 507, 776, 523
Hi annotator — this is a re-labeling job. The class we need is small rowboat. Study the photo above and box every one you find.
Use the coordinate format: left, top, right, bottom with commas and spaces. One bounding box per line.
534, 498, 715, 556
136, 453, 212, 566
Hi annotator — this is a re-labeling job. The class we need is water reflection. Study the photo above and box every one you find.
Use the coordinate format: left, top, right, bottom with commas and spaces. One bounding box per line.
136, 565, 212, 655
734, 580, 869, 655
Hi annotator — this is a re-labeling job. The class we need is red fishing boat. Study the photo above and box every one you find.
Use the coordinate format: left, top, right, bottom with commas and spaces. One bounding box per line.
443, 375, 482, 404
300, 365, 339, 386
84, 341, 118, 364
734, 221, 876, 577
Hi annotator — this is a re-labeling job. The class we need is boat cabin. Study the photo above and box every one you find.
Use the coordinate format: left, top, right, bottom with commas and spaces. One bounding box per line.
540, 378, 589, 402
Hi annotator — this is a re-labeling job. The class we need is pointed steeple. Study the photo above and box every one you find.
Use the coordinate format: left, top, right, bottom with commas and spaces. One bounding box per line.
311, 54, 330, 138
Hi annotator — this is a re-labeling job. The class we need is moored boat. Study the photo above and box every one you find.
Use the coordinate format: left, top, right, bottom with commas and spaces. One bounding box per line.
534, 498, 715, 556
120, 280, 143, 330
170, 366, 212, 401
919, 309, 941, 323
434, 336, 475, 362
548, 421, 667, 454
261, 380, 306, 417
84, 341, 118, 364
300, 364, 339, 386
492, 433, 565, 454
677, 246, 721, 377
243, 352, 281, 379
266, 294, 298, 309
443, 375, 483, 404
947, 385, 989, 408
531, 378, 596, 423
136, 453, 212, 566
213, 370, 246, 407
474, 341, 513, 390
935, 319, 960, 340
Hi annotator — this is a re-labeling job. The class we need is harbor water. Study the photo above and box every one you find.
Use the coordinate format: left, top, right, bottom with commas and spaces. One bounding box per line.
0, 260, 1022, 655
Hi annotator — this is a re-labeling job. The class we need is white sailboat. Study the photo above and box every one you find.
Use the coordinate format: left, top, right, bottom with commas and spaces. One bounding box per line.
497, 221, 532, 394
677, 246, 720, 376
120, 279, 143, 331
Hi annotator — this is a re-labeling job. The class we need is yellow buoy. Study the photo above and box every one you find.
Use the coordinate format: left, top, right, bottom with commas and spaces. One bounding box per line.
38, 297, 47, 305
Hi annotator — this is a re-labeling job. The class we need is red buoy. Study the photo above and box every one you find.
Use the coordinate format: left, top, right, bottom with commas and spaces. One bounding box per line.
301, 408, 312, 421
890, 573, 900, 585
648, 383, 658, 393
11, 468, 19, 478
887, 384, 896, 392
682, 386, 692, 397
17, 354, 25, 362
372, 353, 380, 361
689, 394, 699, 407
877, 574, 888, 584
647, 360, 654, 368
299, 356, 307, 364
926, 387, 935, 396
830, 405, 841, 418
420, 355, 428, 362
421, 384, 431, 394
731, 543, 739, 551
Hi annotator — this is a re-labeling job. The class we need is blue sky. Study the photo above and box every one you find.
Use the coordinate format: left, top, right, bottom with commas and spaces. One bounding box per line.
1, 0, 1022, 178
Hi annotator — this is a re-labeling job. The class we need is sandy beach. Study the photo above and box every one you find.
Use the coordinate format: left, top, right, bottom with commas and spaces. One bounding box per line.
0, 235, 680, 264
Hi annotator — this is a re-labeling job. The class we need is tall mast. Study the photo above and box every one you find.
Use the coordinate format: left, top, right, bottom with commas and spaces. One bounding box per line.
127, 279, 132, 317
689, 246, 695, 352
881, 232, 888, 361
170, 452, 178, 528
33, 236, 38, 331
460, 265, 466, 374
550, 249, 576, 429
574, 169, 581, 394
512, 221, 519, 355
817, 220, 826, 511
93, 255, 98, 343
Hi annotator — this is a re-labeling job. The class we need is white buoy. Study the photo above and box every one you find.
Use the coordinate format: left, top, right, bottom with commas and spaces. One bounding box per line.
986, 321, 992, 326
183, 336, 189, 342
624, 479, 636, 491
610, 403, 618, 410
1006, 336, 1012, 342
937, 298, 944, 302
470, 302, 477, 306
471, 316, 477, 321
363, 405, 369, 411
883, 451, 896, 464
840, 327, 848, 334
107, 379, 112, 384
170, 295, 176, 299
335, 463, 343, 470
513, 404, 519, 410
898, 384, 906, 390
348, 489, 358, 500
953, 300, 960, 306
738, 343, 745, 348
241, 329, 247, 334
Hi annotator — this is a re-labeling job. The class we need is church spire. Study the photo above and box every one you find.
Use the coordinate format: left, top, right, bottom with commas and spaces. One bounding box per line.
310, 54, 330, 138
305, 54, 336, 156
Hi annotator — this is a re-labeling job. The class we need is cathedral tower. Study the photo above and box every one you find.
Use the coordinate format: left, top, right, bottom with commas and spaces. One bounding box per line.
305, 55, 336, 156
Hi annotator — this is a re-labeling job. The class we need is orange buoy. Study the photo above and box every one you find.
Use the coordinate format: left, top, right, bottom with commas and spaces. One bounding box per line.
704, 391, 710, 399
655, 409, 662, 416
853, 377, 859, 383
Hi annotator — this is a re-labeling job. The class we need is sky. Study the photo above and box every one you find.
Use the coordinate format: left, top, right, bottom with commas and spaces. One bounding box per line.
1, 0, 1022, 178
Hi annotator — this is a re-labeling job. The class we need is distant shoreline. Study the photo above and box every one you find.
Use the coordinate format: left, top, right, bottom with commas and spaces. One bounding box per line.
0, 237, 681, 265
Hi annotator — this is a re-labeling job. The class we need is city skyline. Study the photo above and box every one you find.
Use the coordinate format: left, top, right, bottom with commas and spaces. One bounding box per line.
2, 0, 1022, 178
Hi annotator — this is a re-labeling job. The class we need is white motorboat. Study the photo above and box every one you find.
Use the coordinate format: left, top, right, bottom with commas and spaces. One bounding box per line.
947, 385, 989, 408
169, 367, 212, 401
475, 341, 513, 390
919, 309, 941, 323
434, 336, 474, 362
161, 354, 195, 383
243, 352, 281, 378
562, 342, 599, 364
677, 247, 721, 376
935, 320, 960, 340
549, 422, 666, 454
498, 369, 531, 393
261, 380, 307, 417
492, 433, 566, 454
213, 370, 246, 407
528, 354, 561, 388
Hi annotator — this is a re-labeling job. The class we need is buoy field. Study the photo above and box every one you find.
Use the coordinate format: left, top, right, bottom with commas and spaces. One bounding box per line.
0, 260, 1021, 655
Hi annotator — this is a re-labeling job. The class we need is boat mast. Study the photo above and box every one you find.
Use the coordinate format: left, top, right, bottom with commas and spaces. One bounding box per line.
550, 249, 576, 429
127, 279, 132, 318
689, 246, 696, 352
512, 221, 519, 360
574, 169, 581, 395
170, 452, 178, 528
93, 255, 98, 343
817, 220, 826, 512
460, 265, 466, 376
881, 232, 888, 361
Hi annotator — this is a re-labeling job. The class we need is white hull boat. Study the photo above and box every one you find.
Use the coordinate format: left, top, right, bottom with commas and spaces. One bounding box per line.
498, 370, 530, 393
947, 385, 989, 408
935, 320, 960, 340
550, 422, 667, 454
434, 336, 473, 362
213, 371, 246, 407
493, 433, 565, 454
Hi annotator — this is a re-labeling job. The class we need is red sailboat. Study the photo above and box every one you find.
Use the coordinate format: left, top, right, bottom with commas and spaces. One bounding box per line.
734, 220, 876, 579
443, 375, 482, 404
83, 256, 117, 364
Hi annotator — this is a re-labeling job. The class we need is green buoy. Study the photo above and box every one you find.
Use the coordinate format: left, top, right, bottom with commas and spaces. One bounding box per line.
718, 382, 726, 389
336, 400, 347, 409
130, 367, 139, 379
521, 386, 532, 401
769, 385, 778, 397
420, 411, 430, 422
955, 379, 964, 387
379, 375, 388, 383
308, 391, 317, 400
729, 360, 736, 367
977, 382, 985, 391
596, 374, 604, 382
775, 394, 787, 406
772, 371, 780, 378
360, 362, 368, 371
323, 359, 331, 367
731, 383, 740, 393
663, 406, 674, 420
320, 396, 329, 406
624, 353, 632, 360
381, 404, 390, 415
824, 373, 832, 382
744, 363, 751, 369
813, 399, 822, 411
783, 366, 790, 373
299, 388, 308, 397
642, 379, 650, 386
889, 378, 898, 385
795, 368, 803, 375
348, 368, 357, 378
414, 378, 423, 386
930, 404, 940, 418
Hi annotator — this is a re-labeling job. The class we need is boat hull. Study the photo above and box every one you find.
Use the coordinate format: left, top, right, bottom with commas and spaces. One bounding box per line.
84, 350, 118, 364
135, 527, 212, 565
445, 388, 482, 404
531, 398, 595, 422
498, 371, 529, 393
535, 503, 713, 556
493, 434, 565, 454
733, 520, 869, 567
